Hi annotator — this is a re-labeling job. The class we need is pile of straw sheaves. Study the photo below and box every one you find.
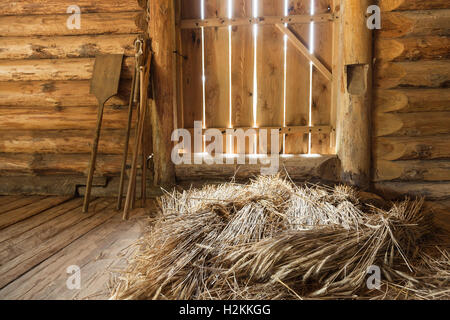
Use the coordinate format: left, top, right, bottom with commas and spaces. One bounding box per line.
110, 175, 449, 300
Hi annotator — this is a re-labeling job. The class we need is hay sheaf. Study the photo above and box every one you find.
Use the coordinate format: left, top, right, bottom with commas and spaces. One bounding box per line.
110, 175, 449, 300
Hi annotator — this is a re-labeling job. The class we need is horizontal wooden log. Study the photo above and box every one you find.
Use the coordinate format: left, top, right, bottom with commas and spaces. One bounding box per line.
77, 176, 161, 198
375, 36, 450, 62
0, 80, 130, 107
375, 136, 450, 161
0, 34, 138, 60
0, 12, 140, 37
378, 10, 450, 38
176, 155, 340, 183
0, 176, 107, 196
374, 88, 450, 113
374, 182, 450, 201
379, 0, 450, 12
374, 160, 450, 182
375, 112, 450, 137
0, 129, 136, 154
0, 0, 141, 16
0, 153, 123, 176
0, 106, 130, 130
375, 60, 450, 89
0, 57, 134, 81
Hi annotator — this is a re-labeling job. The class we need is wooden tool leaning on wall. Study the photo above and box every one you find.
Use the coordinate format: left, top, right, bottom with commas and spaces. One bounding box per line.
122, 39, 153, 220
83, 54, 124, 213
116, 37, 144, 211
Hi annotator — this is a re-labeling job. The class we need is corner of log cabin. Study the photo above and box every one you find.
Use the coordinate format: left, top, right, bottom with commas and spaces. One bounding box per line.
373, 0, 450, 231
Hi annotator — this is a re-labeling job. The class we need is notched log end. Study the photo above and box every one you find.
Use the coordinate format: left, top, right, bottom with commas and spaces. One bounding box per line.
135, 12, 148, 32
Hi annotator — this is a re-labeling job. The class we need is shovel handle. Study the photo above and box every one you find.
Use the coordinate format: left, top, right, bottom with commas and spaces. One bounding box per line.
117, 67, 138, 210
123, 67, 146, 220
83, 101, 106, 213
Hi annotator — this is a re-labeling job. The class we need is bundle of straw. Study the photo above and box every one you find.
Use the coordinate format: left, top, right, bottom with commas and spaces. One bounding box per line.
110, 175, 449, 300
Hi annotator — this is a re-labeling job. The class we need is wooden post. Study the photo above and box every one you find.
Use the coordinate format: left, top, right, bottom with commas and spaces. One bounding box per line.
336, 0, 373, 190
148, 0, 177, 186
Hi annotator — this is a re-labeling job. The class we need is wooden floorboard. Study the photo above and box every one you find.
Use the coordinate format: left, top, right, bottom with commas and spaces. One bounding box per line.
0, 198, 116, 289
41, 216, 144, 300
0, 196, 22, 207
0, 198, 84, 243
0, 196, 46, 215
0, 197, 107, 267
0, 196, 72, 230
0, 196, 150, 299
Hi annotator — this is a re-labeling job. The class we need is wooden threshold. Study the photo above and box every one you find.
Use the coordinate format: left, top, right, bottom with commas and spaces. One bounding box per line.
176, 154, 340, 183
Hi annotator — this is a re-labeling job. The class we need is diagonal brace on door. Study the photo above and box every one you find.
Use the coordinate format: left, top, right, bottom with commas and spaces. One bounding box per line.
275, 24, 332, 82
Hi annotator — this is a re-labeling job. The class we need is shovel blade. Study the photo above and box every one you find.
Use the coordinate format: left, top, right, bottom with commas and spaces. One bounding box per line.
90, 54, 124, 105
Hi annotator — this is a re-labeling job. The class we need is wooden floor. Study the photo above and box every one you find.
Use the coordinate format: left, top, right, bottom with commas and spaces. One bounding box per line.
0, 196, 154, 300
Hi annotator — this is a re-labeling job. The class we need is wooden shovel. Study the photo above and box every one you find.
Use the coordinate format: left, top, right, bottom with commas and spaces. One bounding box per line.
83, 54, 124, 213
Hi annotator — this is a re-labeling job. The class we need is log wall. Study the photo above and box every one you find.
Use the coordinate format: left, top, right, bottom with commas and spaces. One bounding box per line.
0, 1, 142, 183
373, 0, 450, 228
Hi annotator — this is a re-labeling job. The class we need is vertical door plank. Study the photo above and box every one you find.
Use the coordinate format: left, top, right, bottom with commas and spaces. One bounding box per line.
329, 0, 340, 154
311, 0, 333, 154
204, 1, 230, 130
231, 0, 254, 129
285, 0, 311, 154
204, 0, 229, 154
181, 0, 204, 130
231, 0, 255, 154
175, 0, 184, 130
256, 0, 285, 153
181, 0, 204, 153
